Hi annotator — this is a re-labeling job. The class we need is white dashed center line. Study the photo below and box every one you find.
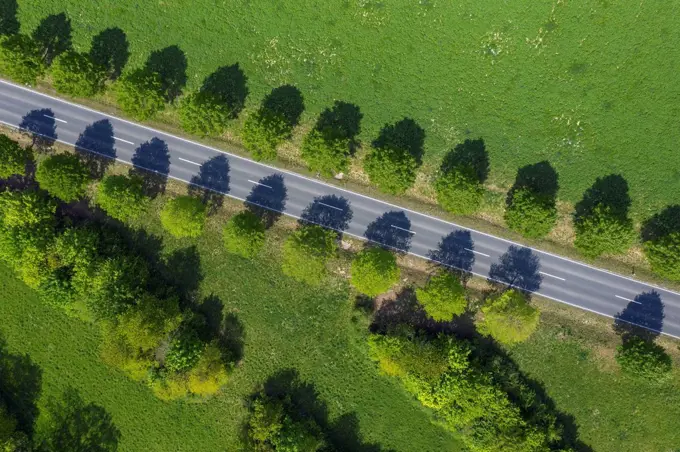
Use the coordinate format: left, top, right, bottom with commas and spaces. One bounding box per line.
113, 136, 135, 145
616, 295, 641, 304
539, 271, 566, 281
317, 202, 343, 211
391, 225, 415, 234
179, 157, 201, 166
44, 114, 67, 124
248, 179, 272, 189
465, 248, 490, 258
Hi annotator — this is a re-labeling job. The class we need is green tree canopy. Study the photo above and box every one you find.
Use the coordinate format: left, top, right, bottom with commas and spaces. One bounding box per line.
164, 327, 204, 374
505, 188, 557, 239
241, 109, 289, 161
179, 91, 233, 137
0, 134, 31, 179
641, 206, 680, 281
223, 210, 266, 258
615, 335, 672, 383
364, 145, 418, 195
435, 139, 489, 215
350, 247, 400, 297
0, 34, 44, 84
114, 68, 165, 120
300, 128, 351, 177
416, 271, 467, 321
0, 189, 56, 228
281, 225, 337, 286
116, 294, 182, 353
96, 174, 149, 222
87, 255, 149, 319
160, 195, 206, 239
574, 205, 635, 258
35, 153, 90, 202
478, 289, 540, 345
51, 51, 103, 97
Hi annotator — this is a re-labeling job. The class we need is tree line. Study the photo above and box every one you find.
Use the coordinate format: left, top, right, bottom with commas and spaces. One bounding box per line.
1, 12, 680, 279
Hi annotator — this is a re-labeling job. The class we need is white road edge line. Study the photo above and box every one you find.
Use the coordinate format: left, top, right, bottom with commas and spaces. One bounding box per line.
539, 271, 566, 281
4, 78, 679, 299
466, 248, 490, 258
113, 136, 135, 145
178, 157, 201, 166
44, 113, 67, 124
1, 117, 674, 340
317, 202, 343, 211
391, 225, 415, 234
247, 179, 272, 189
615, 295, 641, 304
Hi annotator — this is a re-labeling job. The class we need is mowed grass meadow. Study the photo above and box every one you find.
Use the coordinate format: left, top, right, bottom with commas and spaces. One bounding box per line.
15, 0, 680, 218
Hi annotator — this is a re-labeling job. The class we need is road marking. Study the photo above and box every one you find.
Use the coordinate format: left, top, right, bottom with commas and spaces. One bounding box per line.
539, 271, 566, 281
391, 225, 415, 234
465, 248, 490, 257
248, 179, 272, 189
113, 136, 134, 145
616, 295, 641, 304
317, 202, 343, 211
178, 157, 201, 166
43, 113, 67, 123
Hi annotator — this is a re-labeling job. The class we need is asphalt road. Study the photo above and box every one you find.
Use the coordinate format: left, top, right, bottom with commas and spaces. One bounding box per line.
1, 78, 678, 338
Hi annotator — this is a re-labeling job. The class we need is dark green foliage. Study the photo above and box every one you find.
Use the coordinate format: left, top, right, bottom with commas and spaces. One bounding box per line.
574, 175, 635, 258
415, 271, 467, 321
114, 68, 166, 120
160, 195, 206, 238
281, 225, 337, 286
51, 51, 103, 97
641, 206, 680, 281
89, 27, 129, 80
615, 336, 672, 383
434, 139, 489, 215
86, 255, 149, 319
35, 153, 90, 202
350, 247, 399, 297
365, 118, 424, 195
505, 162, 559, 238
31, 13, 72, 65
164, 327, 204, 374
0, 134, 30, 179
96, 174, 149, 222
0, 0, 19, 36
223, 210, 265, 258
0, 34, 44, 84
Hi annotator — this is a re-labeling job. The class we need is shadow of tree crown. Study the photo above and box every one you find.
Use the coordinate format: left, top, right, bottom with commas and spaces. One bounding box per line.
372, 117, 425, 164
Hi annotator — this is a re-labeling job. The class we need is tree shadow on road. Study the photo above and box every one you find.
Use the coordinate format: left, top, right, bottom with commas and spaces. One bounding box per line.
428, 230, 475, 276
364, 210, 412, 252
75, 119, 116, 179
488, 245, 542, 292
245, 174, 287, 228
19, 108, 57, 150
299, 194, 353, 234
613, 291, 664, 340
130, 137, 171, 198
189, 154, 230, 214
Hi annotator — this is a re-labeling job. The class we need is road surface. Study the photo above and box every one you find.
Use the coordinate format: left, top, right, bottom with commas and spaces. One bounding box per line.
0, 78, 678, 338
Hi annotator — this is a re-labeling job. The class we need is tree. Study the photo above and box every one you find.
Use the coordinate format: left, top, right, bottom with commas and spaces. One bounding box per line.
241, 109, 290, 161
434, 164, 484, 215
350, 247, 400, 297
87, 255, 149, 319
0, 134, 30, 179
185, 342, 230, 396
40, 388, 120, 452
641, 206, 680, 281
0, 34, 44, 85
114, 68, 165, 120
281, 225, 337, 285
164, 327, 204, 374
51, 51, 103, 97
116, 294, 181, 353
0, 189, 56, 228
160, 196, 206, 238
615, 335, 672, 383
364, 145, 418, 195
416, 271, 467, 321
95, 174, 149, 222
478, 289, 540, 345
300, 128, 351, 177
223, 210, 265, 258
574, 205, 635, 258
505, 187, 557, 239
179, 91, 232, 136
35, 153, 90, 202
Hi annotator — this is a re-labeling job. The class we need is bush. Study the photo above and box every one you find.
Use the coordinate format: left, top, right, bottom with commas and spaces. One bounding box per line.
0, 34, 44, 84
114, 68, 166, 120
0, 189, 56, 228
87, 255, 149, 319
350, 247, 400, 297
35, 153, 90, 202
96, 174, 149, 222
574, 205, 635, 258
300, 128, 351, 177
160, 195, 206, 238
51, 51, 103, 97
179, 91, 233, 136
416, 271, 467, 321
0, 135, 31, 179
364, 145, 418, 195
116, 294, 182, 353
241, 109, 289, 161
642, 206, 680, 281
478, 289, 540, 344
186, 342, 229, 396
223, 210, 265, 258
434, 164, 484, 215
505, 187, 557, 239
616, 335, 672, 383
164, 327, 204, 374
281, 225, 337, 285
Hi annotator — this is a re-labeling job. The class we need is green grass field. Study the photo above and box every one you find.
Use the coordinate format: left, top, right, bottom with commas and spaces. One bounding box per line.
14, 1, 680, 218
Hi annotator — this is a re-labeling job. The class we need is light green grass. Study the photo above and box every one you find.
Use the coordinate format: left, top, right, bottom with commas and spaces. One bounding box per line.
15, 1, 680, 218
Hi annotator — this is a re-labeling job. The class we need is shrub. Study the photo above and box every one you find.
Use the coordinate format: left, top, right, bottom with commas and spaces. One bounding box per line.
616, 335, 672, 383
35, 153, 90, 202
478, 289, 540, 344
164, 328, 204, 374
51, 51, 103, 97
96, 174, 149, 222
0, 135, 31, 178
574, 205, 635, 258
0, 34, 44, 84
186, 342, 229, 396
281, 225, 337, 285
350, 247, 400, 297
223, 210, 265, 258
114, 68, 165, 120
300, 128, 350, 177
416, 271, 467, 321
160, 196, 206, 238
179, 91, 233, 136
241, 109, 289, 161
364, 145, 418, 195
642, 206, 680, 281
505, 187, 557, 238
116, 294, 182, 353
434, 163, 484, 215
0, 189, 56, 228
87, 255, 149, 319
